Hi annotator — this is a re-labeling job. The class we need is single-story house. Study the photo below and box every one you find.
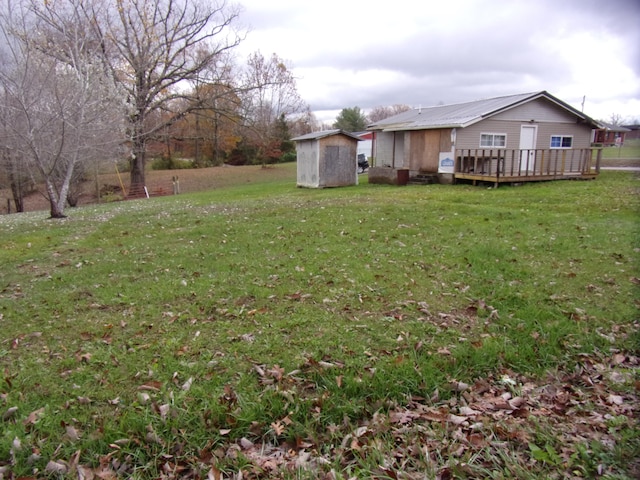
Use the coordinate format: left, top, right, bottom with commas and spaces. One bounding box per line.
594, 122, 630, 146
367, 91, 602, 185
621, 124, 640, 141
292, 129, 361, 188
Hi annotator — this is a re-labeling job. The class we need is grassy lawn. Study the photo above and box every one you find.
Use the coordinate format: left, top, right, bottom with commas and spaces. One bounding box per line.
1, 169, 638, 479
600, 138, 640, 165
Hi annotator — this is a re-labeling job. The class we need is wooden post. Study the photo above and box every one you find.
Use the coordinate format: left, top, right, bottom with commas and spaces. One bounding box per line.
595, 148, 602, 173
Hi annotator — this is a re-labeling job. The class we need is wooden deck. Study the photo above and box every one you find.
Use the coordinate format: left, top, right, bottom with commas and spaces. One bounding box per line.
454, 148, 601, 185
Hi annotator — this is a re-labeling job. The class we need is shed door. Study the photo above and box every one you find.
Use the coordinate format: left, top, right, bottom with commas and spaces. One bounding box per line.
519, 125, 537, 172
323, 145, 350, 186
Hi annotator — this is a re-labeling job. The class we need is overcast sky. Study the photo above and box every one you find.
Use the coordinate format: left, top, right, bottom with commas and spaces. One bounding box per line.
236, 0, 640, 125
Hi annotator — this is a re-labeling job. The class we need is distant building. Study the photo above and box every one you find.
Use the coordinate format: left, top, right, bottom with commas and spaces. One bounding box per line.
621, 124, 640, 141
594, 123, 630, 146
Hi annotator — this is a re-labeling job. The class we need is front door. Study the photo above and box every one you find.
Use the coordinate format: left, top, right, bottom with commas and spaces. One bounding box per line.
519, 125, 537, 173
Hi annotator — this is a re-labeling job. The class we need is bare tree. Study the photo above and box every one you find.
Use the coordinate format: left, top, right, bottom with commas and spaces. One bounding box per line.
239, 52, 308, 164
72, 0, 245, 191
607, 113, 624, 126
367, 104, 411, 124
288, 106, 319, 138
0, 0, 122, 218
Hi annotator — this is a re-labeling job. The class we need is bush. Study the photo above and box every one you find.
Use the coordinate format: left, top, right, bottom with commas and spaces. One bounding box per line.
151, 157, 194, 170
281, 151, 297, 163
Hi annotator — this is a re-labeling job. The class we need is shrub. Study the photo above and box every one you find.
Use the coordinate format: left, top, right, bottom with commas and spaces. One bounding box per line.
151, 156, 194, 170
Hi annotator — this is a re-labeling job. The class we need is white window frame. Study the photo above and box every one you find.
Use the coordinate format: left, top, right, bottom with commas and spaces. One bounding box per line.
550, 135, 573, 149
479, 133, 507, 148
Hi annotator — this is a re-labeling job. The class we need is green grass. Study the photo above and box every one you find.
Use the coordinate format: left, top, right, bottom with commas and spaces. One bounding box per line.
601, 138, 640, 160
1, 168, 638, 478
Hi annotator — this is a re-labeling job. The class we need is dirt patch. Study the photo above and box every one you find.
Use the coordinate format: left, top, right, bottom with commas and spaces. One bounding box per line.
600, 158, 640, 168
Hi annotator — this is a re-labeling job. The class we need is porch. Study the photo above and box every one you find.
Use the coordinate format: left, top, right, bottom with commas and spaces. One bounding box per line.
454, 148, 601, 185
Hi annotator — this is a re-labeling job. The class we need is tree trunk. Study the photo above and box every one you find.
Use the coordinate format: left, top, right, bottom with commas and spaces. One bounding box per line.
5, 151, 25, 212
8, 173, 25, 213
44, 158, 75, 219
44, 179, 66, 218
129, 135, 146, 194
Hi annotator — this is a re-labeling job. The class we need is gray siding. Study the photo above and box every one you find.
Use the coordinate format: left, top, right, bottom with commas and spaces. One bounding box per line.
492, 97, 578, 123
296, 140, 320, 187
456, 119, 593, 151
375, 131, 406, 168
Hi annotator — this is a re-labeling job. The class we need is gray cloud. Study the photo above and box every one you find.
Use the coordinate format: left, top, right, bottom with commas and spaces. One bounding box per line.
240, 0, 640, 122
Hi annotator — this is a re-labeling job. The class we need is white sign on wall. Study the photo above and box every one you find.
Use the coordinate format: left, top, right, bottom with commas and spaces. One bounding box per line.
438, 151, 455, 174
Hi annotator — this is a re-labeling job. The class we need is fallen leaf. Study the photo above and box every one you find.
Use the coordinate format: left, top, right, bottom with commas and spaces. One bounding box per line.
3, 406, 18, 421
448, 414, 468, 425
608, 394, 624, 405
182, 377, 193, 391
65, 424, 81, 442
271, 421, 285, 436
45, 460, 68, 474
208, 466, 223, 480
240, 437, 254, 449
158, 403, 170, 420
459, 406, 480, 416
23, 407, 45, 426
612, 354, 626, 365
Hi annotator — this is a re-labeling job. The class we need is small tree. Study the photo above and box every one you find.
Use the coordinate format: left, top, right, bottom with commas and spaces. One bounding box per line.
333, 106, 368, 132
239, 52, 307, 165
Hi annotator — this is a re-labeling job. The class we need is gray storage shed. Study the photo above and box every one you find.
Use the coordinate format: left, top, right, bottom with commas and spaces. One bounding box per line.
292, 129, 361, 188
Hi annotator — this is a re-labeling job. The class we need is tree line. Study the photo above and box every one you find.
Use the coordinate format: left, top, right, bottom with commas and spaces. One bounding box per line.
0, 0, 314, 218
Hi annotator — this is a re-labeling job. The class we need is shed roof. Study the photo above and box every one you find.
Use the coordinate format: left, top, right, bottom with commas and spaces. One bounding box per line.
292, 129, 362, 142
367, 91, 600, 132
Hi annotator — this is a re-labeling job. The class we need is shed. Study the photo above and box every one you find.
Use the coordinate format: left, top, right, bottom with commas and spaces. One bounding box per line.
367, 91, 602, 185
292, 129, 361, 188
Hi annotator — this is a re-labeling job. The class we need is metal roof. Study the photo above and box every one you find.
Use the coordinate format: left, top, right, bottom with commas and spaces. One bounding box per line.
367, 91, 599, 132
292, 129, 362, 142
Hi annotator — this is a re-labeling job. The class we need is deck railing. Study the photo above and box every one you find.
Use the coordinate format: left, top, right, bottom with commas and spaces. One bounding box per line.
455, 148, 600, 182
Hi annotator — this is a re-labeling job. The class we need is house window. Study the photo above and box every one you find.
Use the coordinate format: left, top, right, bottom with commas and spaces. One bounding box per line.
550, 135, 573, 148
480, 133, 506, 148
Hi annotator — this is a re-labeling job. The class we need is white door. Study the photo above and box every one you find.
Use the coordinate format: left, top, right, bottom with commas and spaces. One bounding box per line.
519, 125, 537, 173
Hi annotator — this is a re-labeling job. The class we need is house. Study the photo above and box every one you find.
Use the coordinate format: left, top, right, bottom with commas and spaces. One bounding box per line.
367, 91, 602, 185
292, 129, 361, 188
621, 124, 640, 141
594, 122, 630, 146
